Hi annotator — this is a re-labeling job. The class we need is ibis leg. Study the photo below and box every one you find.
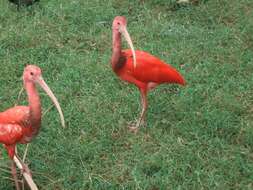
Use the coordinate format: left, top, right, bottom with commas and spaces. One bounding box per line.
11, 160, 20, 190
136, 89, 148, 127
128, 88, 148, 132
15, 154, 32, 177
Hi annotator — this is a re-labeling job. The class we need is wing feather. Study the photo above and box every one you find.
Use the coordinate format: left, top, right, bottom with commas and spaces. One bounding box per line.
121, 50, 185, 85
0, 106, 30, 125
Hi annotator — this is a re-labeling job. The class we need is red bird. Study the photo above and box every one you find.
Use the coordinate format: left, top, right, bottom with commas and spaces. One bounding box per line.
0, 65, 65, 190
111, 16, 185, 131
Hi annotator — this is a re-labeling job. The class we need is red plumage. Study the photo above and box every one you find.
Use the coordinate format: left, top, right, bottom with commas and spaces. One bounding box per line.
0, 106, 29, 125
0, 65, 65, 190
111, 16, 185, 131
0, 106, 32, 151
116, 50, 185, 87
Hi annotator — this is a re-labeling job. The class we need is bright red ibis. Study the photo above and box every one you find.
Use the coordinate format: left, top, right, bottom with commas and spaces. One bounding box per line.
0, 65, 65, 190
111, 16, 185, 132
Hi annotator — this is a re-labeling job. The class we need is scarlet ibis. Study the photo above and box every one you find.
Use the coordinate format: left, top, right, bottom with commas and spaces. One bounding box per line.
111, 16, 185, 132
0, 65, 65, 190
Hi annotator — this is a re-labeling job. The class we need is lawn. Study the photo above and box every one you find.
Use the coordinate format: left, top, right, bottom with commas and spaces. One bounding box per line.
0, 0, 253, 189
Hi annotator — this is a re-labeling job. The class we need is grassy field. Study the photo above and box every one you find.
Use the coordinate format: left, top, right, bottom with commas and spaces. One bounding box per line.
0, 0, 253, 189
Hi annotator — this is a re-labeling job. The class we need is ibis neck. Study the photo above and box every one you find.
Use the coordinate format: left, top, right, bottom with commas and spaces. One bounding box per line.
111, 29, 122, 71
25, 81, 41, 136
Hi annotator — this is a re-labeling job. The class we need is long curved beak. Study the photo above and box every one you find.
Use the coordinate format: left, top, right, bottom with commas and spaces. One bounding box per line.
120, 26, 137, 68
36, 76, 65, 128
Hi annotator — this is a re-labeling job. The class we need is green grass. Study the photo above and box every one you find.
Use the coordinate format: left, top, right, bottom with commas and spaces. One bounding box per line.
0, 0, 253, 189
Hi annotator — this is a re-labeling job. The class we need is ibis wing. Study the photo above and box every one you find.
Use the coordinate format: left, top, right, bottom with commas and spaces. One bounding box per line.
0, 124, 23, 144
122, 50, 185, 85
0, 106, 30, 125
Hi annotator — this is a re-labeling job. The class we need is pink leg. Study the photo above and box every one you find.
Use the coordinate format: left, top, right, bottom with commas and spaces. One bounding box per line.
128, 88, 148, 132
11, 160, 20, 190
15, 154, 32, 177
4, 145, 20, 190
136, 88, 148, 127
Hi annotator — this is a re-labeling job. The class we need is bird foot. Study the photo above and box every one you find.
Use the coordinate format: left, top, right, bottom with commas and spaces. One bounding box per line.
127, 125, 139, 134
140, 120, 146, 127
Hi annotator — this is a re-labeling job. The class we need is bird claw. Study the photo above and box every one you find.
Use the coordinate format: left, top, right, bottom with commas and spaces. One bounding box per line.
140, 120, 146, 127
128, 125, 139, 134
127, 118, 146, 133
